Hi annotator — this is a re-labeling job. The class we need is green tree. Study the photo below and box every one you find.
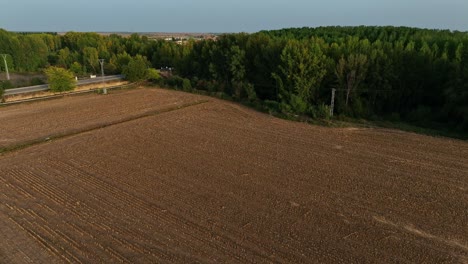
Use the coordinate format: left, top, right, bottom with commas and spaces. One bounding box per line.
58, 47, 71, 67
335, 54, 368, 106
229, 45, 246, 98
45, 66, 76, 92
123, 55, 149, 81
69, 62, 83, 76
83, 47, 99, 73
114, 52, 132, 72
273, 39, 327, 109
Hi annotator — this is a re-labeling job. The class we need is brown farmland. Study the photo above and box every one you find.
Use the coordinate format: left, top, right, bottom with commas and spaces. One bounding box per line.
0, 87, 467, 263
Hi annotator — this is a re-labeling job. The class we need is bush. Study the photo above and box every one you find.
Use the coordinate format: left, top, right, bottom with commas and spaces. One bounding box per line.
263, 100, 280, 113
280, 101, 293, 114
206, 80, 219, 93
350, 97, 368, 118
309, 103, 331, 119
165, 75, 184, 89
244, 83, 257, 102
289, 94, 308, 114
0, 80, 12, 90
195, 79, 208, 90
44, 67, 76, 92
182, 78, 192, 92
147, 68, 161, 82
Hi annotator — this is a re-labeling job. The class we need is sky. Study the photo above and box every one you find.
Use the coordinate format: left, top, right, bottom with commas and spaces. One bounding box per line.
1, 0, 467, 33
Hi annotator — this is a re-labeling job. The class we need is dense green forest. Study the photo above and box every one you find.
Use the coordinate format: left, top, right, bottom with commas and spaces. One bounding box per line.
1, 26, 468, 133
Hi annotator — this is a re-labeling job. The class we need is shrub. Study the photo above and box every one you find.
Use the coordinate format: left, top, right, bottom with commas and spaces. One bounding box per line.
147, 68, 161, 82
194, 79, 208, 91
182, 78, 192, 92
289, 94, 308, 114
313, 103, 331, 119
244, 83, 257, 102
350, 97, 367, 118
0, 80, 12, 90
191, 76, 199, 88
280, 101, 293, 114
44, 67, 76, 92
206, 80, 218, 93
263, 100, 280, 113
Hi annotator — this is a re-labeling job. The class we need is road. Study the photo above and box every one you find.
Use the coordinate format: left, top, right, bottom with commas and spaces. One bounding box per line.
4, 75, 123, 96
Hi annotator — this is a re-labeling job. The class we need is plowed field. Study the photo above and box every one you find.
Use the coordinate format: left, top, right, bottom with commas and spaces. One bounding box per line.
1, 87, 467, 263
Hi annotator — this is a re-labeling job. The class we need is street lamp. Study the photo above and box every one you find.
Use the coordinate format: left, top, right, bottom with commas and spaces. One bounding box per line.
1, 54, 10, 80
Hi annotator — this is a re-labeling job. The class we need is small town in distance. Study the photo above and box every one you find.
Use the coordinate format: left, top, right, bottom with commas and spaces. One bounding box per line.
89, 32, 219, 44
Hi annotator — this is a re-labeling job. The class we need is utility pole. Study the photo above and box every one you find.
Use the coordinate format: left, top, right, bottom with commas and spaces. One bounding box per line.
330, 88, 336, 117
98, 59, 106, 94
1, 54, 10, 80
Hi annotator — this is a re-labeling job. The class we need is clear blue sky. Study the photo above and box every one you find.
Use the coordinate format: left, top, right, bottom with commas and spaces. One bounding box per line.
2, 0, 467, 32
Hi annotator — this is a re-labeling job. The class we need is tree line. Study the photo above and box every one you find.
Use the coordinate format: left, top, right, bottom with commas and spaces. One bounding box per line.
0, 26, 467, 133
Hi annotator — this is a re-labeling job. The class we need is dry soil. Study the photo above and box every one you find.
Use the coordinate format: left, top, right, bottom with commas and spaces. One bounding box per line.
0, 87, 467, 263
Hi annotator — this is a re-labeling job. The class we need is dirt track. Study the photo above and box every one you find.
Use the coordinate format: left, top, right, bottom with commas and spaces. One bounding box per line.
1, 87, 467, 263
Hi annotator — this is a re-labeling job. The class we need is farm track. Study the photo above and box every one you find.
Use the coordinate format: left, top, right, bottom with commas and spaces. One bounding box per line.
0, 87, 467, 263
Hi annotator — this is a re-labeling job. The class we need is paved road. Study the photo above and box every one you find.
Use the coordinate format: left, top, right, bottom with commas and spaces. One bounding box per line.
4, 75, 123, 96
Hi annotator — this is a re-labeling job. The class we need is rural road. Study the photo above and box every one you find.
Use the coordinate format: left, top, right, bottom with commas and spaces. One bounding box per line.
4, 75, 123, 96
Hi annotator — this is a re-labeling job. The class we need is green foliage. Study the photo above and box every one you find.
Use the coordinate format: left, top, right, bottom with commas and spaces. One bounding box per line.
0, 27, 468, 134
164, 75, 185, 89
288, 94, 308, 114
0, 54, 14, 72
83, 47, 99, 73
349, 96, 368, 117
335, 54, 368, 106
123, 55, 149, 82
182, 78, 192, 92
30, 77, 45, 86
69, 62, 83, 76
58, 47, 72, 67
229, 45, 246, 83
114, 52, 132, 72
44, 66, 76, 92
274, 39, 327, 105
147, 68, 161, 82
309, 104, 331, 119
244, 83, 257, 102
263, 100, 280, 113
0, 83, 4, 99
0, 80, 13, 90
